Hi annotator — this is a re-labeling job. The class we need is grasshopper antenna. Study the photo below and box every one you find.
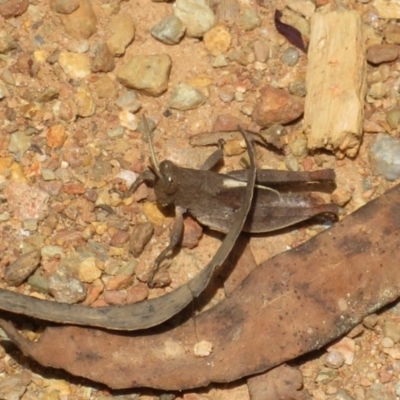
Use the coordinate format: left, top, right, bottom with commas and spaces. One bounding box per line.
142, 114, 160, 176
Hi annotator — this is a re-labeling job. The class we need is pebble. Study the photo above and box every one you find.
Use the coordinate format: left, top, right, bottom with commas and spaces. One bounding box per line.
363, 313, 378, 329
324, 350, 345, 369
182, 217, 202, 248
366, 44, 400, 64
75, 87, 96, 117
370, 134, 400, 180
0, 372, 31, 400
290, 138, 308, 157
106, 14, 135, 56
8, 131, 31, 156
62, 183, 85, 194
105, 274, 133, 291
315, 367, 338, 383
129, 221, 154, 257
103, 290, 126, 305
119, 110, 138, 131
193, 340, 213, 357
239, 9, 261, 31
41, 245, 64, 258
253, 40, 269, 62
381, 336, 395, 348
91, 42, 115, 72
58, 0, 97, 40
27, 274, 50, 293
385, 25, 400, 44
58, 50, 91, 79
287, 0, 315, 18
78, 257, 102, 283
127, 283, 149, 304
327, 337, 355, 365
0, 32, 17, 54
151, 15, 186, 45
48, 267, 87, 304
284, 155, 299, 171
173, 0, 216, 38
110, 230, 130, 247
252, 85, 304, 127
383, 320, 400, 343
4, 250, 41, 286
52, 0, 80, 14
118, 54, 172, 96
116, 91, 142, 113
4, 182, 49, 220
288, 81, 306, 97
328, 389, 355, 400
22, 218, 38, 231
368, 81, 387, 99
386, 107, 400, 129
0, 0, 29, 18
93, 75, 117, 99
46, 124, 67, 148
203, 24, 231, 56
281, 47, 299, 66
168, 83, 206, 110
331, 188, 352, 207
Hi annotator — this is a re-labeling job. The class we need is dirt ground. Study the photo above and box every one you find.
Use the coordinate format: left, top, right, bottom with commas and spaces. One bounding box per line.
1, 0, 400, 399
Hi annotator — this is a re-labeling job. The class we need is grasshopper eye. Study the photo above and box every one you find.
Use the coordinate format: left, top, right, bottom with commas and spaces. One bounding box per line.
159, 160, 178, 195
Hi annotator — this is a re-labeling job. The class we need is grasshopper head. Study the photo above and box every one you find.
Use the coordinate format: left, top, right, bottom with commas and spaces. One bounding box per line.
153, 160, 179, 207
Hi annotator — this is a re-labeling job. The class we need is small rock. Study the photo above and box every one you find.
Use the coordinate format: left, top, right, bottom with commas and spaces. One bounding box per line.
315, 368, 338, 384
127, 283, 149, 304
0, 32, 17, 54
4, 182, 49, 220
383, 320, 400, 343
182, 217, 202, 248
91, 42, 115, 72
386, 107, 400, 129
281, 47, 299, 66
118, 54, 172, 96
381, 337, 395, 348
368, 81, 387, 99
290, 138, 308, 157
288, 80, 307, 97
366, 44, 400, 64
116, 91, 141, 112
106, 14, 135, 56
253, 40, 269, 62
27, 275, 50, 294
129, 222, 154, 257
58, 50, 91, 79
252, 85, 304, 127
173, 0, 215, 38
119, 110, 138, 131
4, 251, 41, 286
327, 388, 355, 400
327, 337, 355, 365
151, 15, 186, 45
78, 257, 102, 283
363, 313, 378, 329
103, 290, 126, 305
0, 0, 29, 18
62, 183, 85, 194
48, 268, 87, 304
287, 0, 315, 17
110, 230, 130, 247
385, 25, 400, 44
212, 54, 228, 67
331, 188, 352, 207
194, 340, 213, 357
212, 113, 246, 131
75, 87, 96, 117
105, 274, 133, 291
284, 155, 299, 171
59, 0, 97, 40
46, 124, 67, 148
22, 218, 38, 231
203, 24, 231, 56
93, 75, 117, 99
370, 134, 400, 181
0, 372, 31, 400
324, 350, 345, 369
168, 83, 206, 110
239, 9, 261, 31
8, 131, 31, 156
52, 0, 80, 14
